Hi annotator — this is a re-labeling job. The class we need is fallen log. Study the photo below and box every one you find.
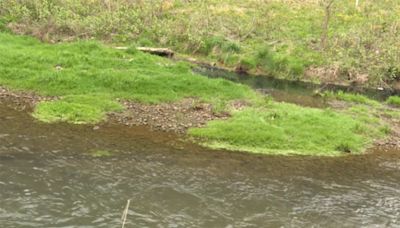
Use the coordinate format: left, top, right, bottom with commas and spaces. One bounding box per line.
137, 47, 174, 58
115, 46, 174, 58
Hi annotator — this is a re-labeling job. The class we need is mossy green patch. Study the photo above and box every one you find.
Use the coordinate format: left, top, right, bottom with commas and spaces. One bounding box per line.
89, 150, 113, 157
33, 95, 123, 124
34, 101, 104, 124
189, 102, 384, 156
386, 96, 400, 107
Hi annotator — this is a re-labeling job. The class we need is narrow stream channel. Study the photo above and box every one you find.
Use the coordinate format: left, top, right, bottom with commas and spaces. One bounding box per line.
193, 67, 400, 108
1, 101, 400, 227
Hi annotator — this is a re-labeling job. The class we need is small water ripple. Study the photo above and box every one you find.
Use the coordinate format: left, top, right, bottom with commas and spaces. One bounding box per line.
2, 105, 400, 227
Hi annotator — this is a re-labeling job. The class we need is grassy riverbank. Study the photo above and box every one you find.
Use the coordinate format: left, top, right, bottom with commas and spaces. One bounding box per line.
0, 32, 258, 123
1, 0, 399, 87
0, 33, 395, 156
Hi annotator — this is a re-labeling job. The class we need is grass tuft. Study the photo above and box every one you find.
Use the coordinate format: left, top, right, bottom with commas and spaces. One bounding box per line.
33, 95, 123, 124
89, 150, 113, 157
386, 96, 400, 107
189, 102, 383, 156
324, 91, 380, 106
33, 101, 105, 124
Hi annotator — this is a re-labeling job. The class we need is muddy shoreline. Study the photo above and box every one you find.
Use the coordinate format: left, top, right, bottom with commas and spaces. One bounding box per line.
1, 86, 399, 152
0, 87, 227, 134
109, 98, 230, 134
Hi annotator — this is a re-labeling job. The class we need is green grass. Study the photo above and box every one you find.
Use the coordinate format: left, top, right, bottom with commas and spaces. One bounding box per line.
383, 109, 400, 120
386, 96, 400, 107
89, 150, 113, 157
0, 33, 258, 123
33, 95, 123, 124
189, 102, 384, 156
0, 33, 256, 104
324, 91, 381, 106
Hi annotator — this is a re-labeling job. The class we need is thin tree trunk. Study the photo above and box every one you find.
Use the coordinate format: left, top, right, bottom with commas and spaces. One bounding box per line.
321, 0, 335, 50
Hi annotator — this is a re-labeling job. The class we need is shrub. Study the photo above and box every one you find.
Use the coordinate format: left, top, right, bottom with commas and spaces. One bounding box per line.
200, 36, 241, 55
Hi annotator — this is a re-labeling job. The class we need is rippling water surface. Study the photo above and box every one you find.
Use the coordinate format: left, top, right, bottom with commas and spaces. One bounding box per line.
1, 103, 400, 227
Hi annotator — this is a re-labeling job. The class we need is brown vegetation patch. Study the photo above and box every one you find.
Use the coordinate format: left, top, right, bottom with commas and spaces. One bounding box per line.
376, 117, 400, 149
305, 66, 370, 86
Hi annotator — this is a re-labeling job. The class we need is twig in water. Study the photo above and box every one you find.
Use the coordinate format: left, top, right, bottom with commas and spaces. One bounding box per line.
121, 199, 131, 228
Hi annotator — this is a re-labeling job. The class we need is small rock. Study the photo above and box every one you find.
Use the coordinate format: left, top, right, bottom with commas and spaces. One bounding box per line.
55, 65, 63, 71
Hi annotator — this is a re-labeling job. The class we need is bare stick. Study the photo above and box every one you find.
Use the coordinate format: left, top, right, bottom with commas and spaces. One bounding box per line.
121, 199, 131, 228
321, 0, 335, 50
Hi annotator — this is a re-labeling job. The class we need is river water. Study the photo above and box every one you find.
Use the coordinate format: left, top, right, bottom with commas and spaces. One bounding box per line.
1, 103, 400, 227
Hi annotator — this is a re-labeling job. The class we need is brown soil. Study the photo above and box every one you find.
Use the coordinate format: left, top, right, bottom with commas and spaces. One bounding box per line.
109, 98, 231, 134
0, 87, 53, 110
